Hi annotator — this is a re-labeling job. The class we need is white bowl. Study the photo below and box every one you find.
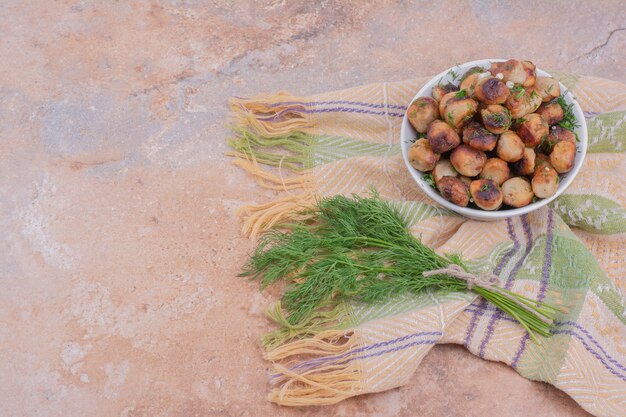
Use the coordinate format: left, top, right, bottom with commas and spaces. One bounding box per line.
400, 58, 588, 221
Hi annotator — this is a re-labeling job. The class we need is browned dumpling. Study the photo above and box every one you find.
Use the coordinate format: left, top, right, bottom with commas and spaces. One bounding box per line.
470, 179, 503, 210
549, 126, 576, 145
463, 122, 498, 151
432, 83, 459, 102
511, 147, 536, 176
550, 140, 576, 173
480, 158, 510, 186
408, 138, 440, 172
490, 59, 536, 87
437, 176, 470, 207
496, 131, 525, 162
481, 104, 512, 134
532, 164, 559, 198
432, 159, 458, 185
533, 76, 560, 102
440, 94, 479, 131
505, 89, 542, 118
541, 126, 576, 153
460, 73, 480, 98
502, 177, 534, 207
438, 91, 456, 117
450, 144, 487, 177
475, 77, 510, 105
427, 120, 461, 153
517, 113, 549, 147
537, 102, 564, 126
407, 97, 438, 133
521, 61, 536, 87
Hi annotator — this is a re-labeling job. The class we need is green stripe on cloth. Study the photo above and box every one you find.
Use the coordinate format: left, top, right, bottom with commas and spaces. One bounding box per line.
228, 128, 401, 170
587, 111, 626, 153
552, 194, 626, 234
313, 136, 400, 166
549, 233, 625, 325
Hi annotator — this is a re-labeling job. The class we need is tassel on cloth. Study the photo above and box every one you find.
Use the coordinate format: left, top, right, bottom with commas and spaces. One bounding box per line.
231, 156, 315, 192
231, 153, 317, 238
230, 92, 314, 137
263, 302, 352, 350
231, 152, 317, 238
237, 191, 317, 238
227, 125, 320, 238
227, 127, 316, 171
266, 329, 363, 406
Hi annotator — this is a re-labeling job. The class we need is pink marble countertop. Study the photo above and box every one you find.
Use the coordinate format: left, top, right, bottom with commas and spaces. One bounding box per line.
2, 1, 624, 416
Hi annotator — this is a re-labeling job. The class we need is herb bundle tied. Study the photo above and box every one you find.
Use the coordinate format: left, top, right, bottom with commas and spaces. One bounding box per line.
241, 194, 560, 342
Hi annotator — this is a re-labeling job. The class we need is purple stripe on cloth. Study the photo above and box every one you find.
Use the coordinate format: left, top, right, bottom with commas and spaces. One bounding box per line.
464, 218, 519, 348
512, 209, 554, 368
478, 215, 533, 358
465, 306, 626, 379
257, 106, 406, 121
271, 335, 441, 382
553, 329, 626, 381
584, 111, 601, 118
538, 209, 554, 302
261, 99, 408, 111
505, 215, 534, 291
286, 330, 442, 374
478, 215, 532, 359
511, 334, 530, 369
558, 321, 626, 373
335, 339, 439, 366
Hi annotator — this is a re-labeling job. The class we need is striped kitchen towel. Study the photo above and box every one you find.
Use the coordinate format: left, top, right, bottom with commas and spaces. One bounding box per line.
227, 73, 626, 416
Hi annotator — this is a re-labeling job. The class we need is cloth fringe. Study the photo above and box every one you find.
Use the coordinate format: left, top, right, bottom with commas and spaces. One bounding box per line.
233, 155, 316, 237
263, 302, 351, 350
266, 329, 362, 406
236, 189, 317, 238
231, 155, 315, 191
230, 152, 317, 238
227, 127, 315, 171
229, 92, 362, 406
227, 122, 319, 238
230, 92, 314, 137
269, 362, 361, 406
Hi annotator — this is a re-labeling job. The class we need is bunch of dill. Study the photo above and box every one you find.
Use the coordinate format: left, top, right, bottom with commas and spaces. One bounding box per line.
241, 194, 559, 341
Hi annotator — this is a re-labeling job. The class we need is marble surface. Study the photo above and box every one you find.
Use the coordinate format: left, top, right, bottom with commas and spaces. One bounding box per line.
1, 1, 624, 416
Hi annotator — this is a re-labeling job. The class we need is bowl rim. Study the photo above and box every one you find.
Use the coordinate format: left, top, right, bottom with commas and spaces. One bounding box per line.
400, 58, 588, 220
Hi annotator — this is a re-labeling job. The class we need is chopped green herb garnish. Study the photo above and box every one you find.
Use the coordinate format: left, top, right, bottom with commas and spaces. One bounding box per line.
455, 89, 467, 98
423, 174, 436, 188
409, 132, 427, 143
510, 85, 525, 100
539, 135, 553, 151
556, 95, 580, 140
487, 112, 510, 127
480, 183, 489, 192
